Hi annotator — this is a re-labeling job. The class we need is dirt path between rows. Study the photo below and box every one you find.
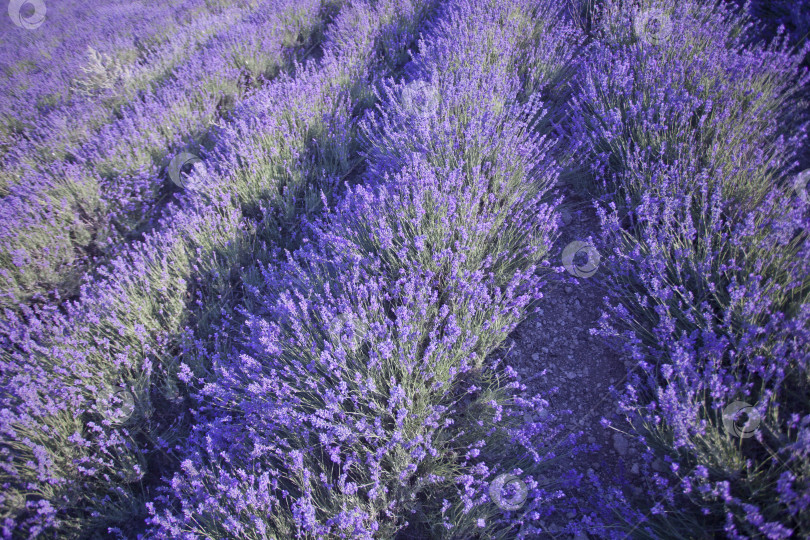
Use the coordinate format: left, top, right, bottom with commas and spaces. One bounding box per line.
501, 187, 658, 538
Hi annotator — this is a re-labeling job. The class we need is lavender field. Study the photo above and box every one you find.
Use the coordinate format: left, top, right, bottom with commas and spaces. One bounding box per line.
1, 0, 809, 538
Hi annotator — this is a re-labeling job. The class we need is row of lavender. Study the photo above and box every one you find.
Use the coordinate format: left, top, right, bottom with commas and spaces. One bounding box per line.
0, 0, 329, 312
0, 1, 247, 184
0, 0, 244, 170
143, 0, 590, 536
568, 0, 810, 537
0, 0, 447, 536
3, 0, 303, 182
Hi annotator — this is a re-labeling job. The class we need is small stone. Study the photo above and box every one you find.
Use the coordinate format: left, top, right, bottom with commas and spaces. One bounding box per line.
652, 459, 665, 472
566, 371, 577, 380
566, 509, 577, 519
565, 285, 574, 294
613, 433, 629, 456
532, 353, 539, 361
631, 463, 639, 475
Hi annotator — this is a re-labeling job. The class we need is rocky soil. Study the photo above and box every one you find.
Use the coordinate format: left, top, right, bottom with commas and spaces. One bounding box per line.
498, 188, 662, 538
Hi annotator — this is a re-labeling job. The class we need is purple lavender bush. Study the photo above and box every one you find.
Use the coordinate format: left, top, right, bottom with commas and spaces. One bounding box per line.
568, 0, 810, 536
1, 1, 251, 182
0, 0, 330, 312
0, 0, 240, 173
145, 0, 591, 537
743, 0, 810, 65
0, 0, 445, 536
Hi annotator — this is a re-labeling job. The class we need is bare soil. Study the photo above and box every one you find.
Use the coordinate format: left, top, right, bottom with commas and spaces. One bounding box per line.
500, 189, 656, 538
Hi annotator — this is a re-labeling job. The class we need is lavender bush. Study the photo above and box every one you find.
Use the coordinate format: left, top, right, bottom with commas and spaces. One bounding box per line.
743, 0, 810, 65
0, 0, 331, 312
0, 0, 249, 177
146, 0, 584, 536
568, 0, 810, 536
1, 0, 447, 536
